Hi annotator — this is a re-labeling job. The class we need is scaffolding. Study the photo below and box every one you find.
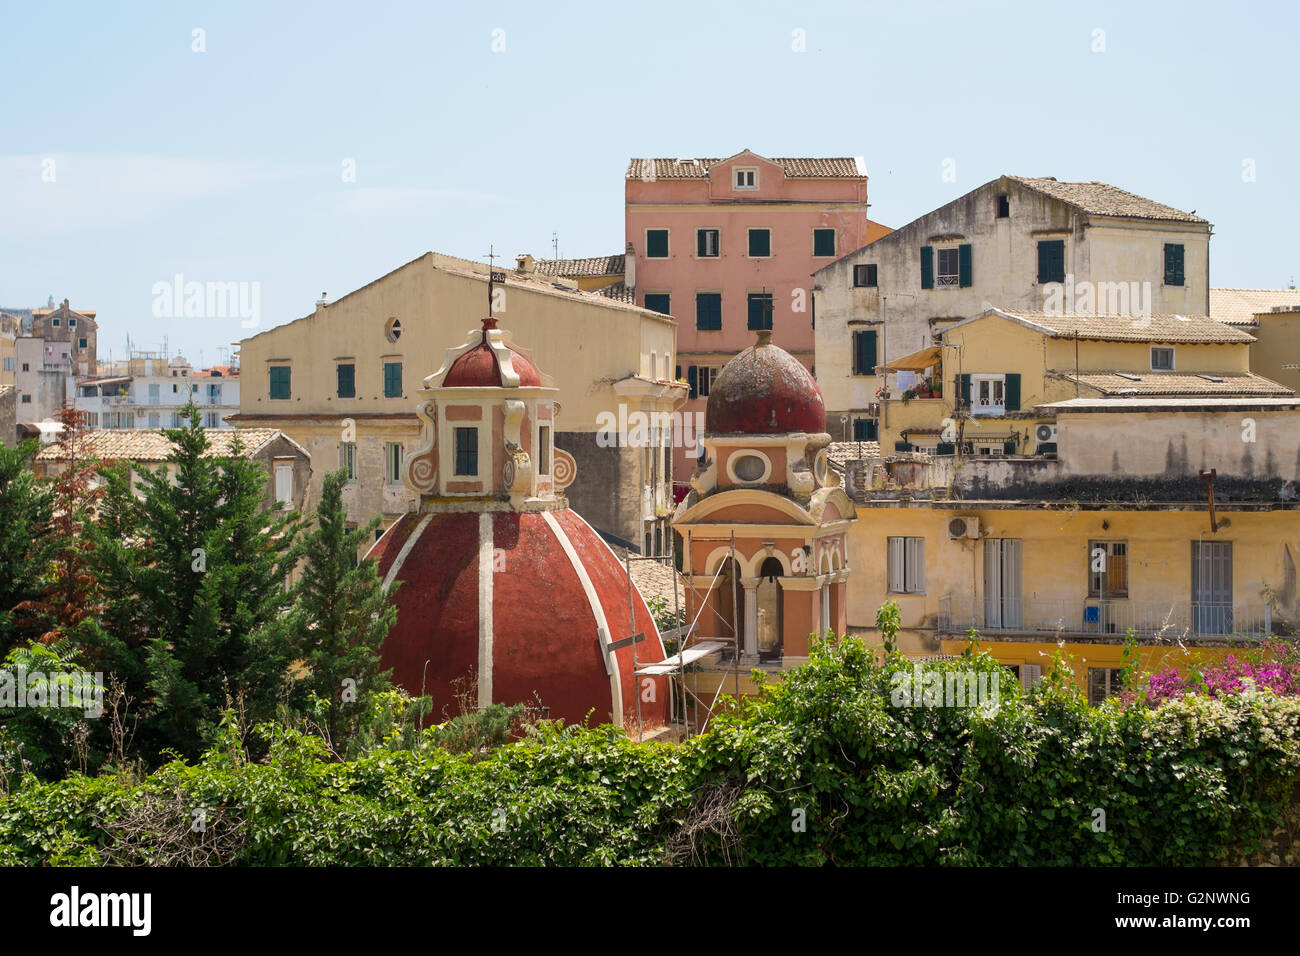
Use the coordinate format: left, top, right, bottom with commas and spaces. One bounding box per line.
625, 529, 744, 741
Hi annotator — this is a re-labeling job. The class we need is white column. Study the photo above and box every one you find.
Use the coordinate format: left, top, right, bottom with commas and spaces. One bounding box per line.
821, 585, 831, 636
743, 579, 759, 658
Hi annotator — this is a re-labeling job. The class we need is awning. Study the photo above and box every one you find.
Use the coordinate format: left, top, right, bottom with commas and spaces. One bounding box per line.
882, 346, 942, 372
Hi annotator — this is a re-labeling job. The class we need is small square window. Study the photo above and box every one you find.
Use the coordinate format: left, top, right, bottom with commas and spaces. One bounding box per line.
853, 264, 878, 288
646, 229, 669, 258
734, 168, 757, 189
748, 229, 771, 258
51, 318, 60, 327
644, 293, 671, 315
813, 229, 836, 257
1151, 347, 1175, 371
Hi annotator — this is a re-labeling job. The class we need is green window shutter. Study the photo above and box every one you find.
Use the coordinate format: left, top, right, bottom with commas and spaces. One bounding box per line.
337, 363, 355, 398
1005, 373, 1021, 411
862, 330, 878, 374
1164, 244, 1185, 286
958, 243, 972, 287
644, 293, 671, 315
920, 246, 934, 289
747, 293, 773, 330
1003, 439, 1018, 456
936, 442, 956, 456
866, 420, 878, 441
646, 230, 668, 258
749, 229, 771, 257
384, 362, 402, 398
269, 366, 290, 400
695, 293, 721, 330
675, 364, 681, 381
960, 373, 971, 408
1038, 240, 1065, 283
687, 365, 698, 399
895, 441, 913, 452
814, 229, 835, 257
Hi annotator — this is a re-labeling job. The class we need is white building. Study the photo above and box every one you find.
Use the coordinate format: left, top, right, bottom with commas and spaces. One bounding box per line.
74, 353, 240, 430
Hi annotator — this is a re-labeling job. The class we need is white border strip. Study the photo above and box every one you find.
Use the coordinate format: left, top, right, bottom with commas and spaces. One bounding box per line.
381, 514, 433, 593
478, 512, 495, 709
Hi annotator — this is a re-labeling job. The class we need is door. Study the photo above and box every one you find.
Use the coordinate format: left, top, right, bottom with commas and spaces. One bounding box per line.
984, 538, 1022, 629
1192, 541, 1232, 634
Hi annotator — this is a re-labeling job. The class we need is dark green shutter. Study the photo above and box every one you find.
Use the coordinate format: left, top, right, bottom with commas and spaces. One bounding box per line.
958, 243, 972, 287
867, 420, 878, 441
645, 293, 670, 315
858, 330, 877, 374
687, 365, 698, 399
1003, 439, 1018, 455
337, 363, 355, 398
1164, 243, 1185, 286
269, 366, 290, 400
1005, 373, 1021, 411
1038, 240, 1065, 283
695, 293, 721, 330
960, 374, 971, 408
920, 246, 934, 289
675, 364, 681, 382
936, 442, 956, 456
895, 441, 913, 452
384, 362, 402, 397
647, 230, 668, 258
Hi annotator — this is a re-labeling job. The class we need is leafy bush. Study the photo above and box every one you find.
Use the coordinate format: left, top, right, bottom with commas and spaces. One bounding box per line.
2, 629, 1298, 866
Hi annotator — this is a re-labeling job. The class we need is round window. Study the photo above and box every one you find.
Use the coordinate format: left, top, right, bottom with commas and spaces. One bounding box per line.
385, 317, 402, 342
732, 454, 767, 483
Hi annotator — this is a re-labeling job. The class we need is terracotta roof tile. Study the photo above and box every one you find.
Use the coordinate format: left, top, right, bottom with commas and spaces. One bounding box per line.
34, 428, 285, 462
1008, 176, 1207, 223
627, 157, 864, 180
1209, 287, 1300, 326
989, 309, 1254, 344
1058, 370, 1293, 397
534, 255, 625, 278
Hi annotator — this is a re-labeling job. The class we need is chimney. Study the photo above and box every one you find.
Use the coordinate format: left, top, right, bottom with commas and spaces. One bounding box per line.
316, 292, 329, 309
515, 254, 535, 273
624, 242, 636, 291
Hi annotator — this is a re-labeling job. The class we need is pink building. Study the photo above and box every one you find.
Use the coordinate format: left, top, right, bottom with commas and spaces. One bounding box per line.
625, 150, 874, 483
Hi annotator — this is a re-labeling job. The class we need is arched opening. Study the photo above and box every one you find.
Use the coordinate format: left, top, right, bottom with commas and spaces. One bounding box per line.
715, 557, 744, 661
756, 556, 784, 661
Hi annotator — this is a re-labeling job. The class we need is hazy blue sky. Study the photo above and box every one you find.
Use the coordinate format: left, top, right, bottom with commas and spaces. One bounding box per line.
2, 0, 1295, 364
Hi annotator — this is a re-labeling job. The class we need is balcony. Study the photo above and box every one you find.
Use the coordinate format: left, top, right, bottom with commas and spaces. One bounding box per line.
937, 594, 1280, 640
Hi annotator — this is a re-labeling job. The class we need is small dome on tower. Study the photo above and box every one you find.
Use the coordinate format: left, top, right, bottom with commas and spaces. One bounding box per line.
444, 318, 543, 387
705, 329, 826, 435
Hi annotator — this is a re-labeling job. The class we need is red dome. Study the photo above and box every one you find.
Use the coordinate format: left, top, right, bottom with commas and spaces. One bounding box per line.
366, 508, 669, 728
705, 331, 826, 435
443, 319, 543, 387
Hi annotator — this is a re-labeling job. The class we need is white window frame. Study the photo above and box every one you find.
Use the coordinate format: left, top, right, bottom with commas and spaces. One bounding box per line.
697, 365, 720, 397
734, 167, 758, 190
1150, 346, 1175, 371
935, 247, 960, 288
971, 373, 1006, 416
696, 227, 720, 258
887, 536, 926, 594
340, 441, 357, 481
274, 462, 293, 508
385, 441, 404, 485
725, 450, 772, 485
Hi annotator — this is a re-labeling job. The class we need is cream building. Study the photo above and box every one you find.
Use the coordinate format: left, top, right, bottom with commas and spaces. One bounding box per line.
232, 251, 687, 550
814, 175, 1212, 440
1209, 287, 1300, 396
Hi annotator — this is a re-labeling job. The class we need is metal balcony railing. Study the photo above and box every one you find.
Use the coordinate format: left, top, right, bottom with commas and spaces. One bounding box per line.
937, 594, 1277, 640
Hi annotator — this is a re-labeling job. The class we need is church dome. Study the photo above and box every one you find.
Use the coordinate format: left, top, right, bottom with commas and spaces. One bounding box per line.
443, 318, 543, 387
367, 508, 668, 728
705, 329, 826, 435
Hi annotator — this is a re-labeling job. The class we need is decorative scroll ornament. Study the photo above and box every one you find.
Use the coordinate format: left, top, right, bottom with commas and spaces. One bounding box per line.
404, 400, 439, 494
503, 441, 532, 495
552, 448, 577, 489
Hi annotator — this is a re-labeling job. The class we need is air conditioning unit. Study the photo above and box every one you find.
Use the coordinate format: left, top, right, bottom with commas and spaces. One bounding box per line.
947, 516, 980, 540
1035, 423, 1058, 444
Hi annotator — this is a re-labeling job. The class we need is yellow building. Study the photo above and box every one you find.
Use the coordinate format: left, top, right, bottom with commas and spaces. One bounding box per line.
878, 308, 1290, 454
836, 392, 1300, 702
232, 251, 687, 551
